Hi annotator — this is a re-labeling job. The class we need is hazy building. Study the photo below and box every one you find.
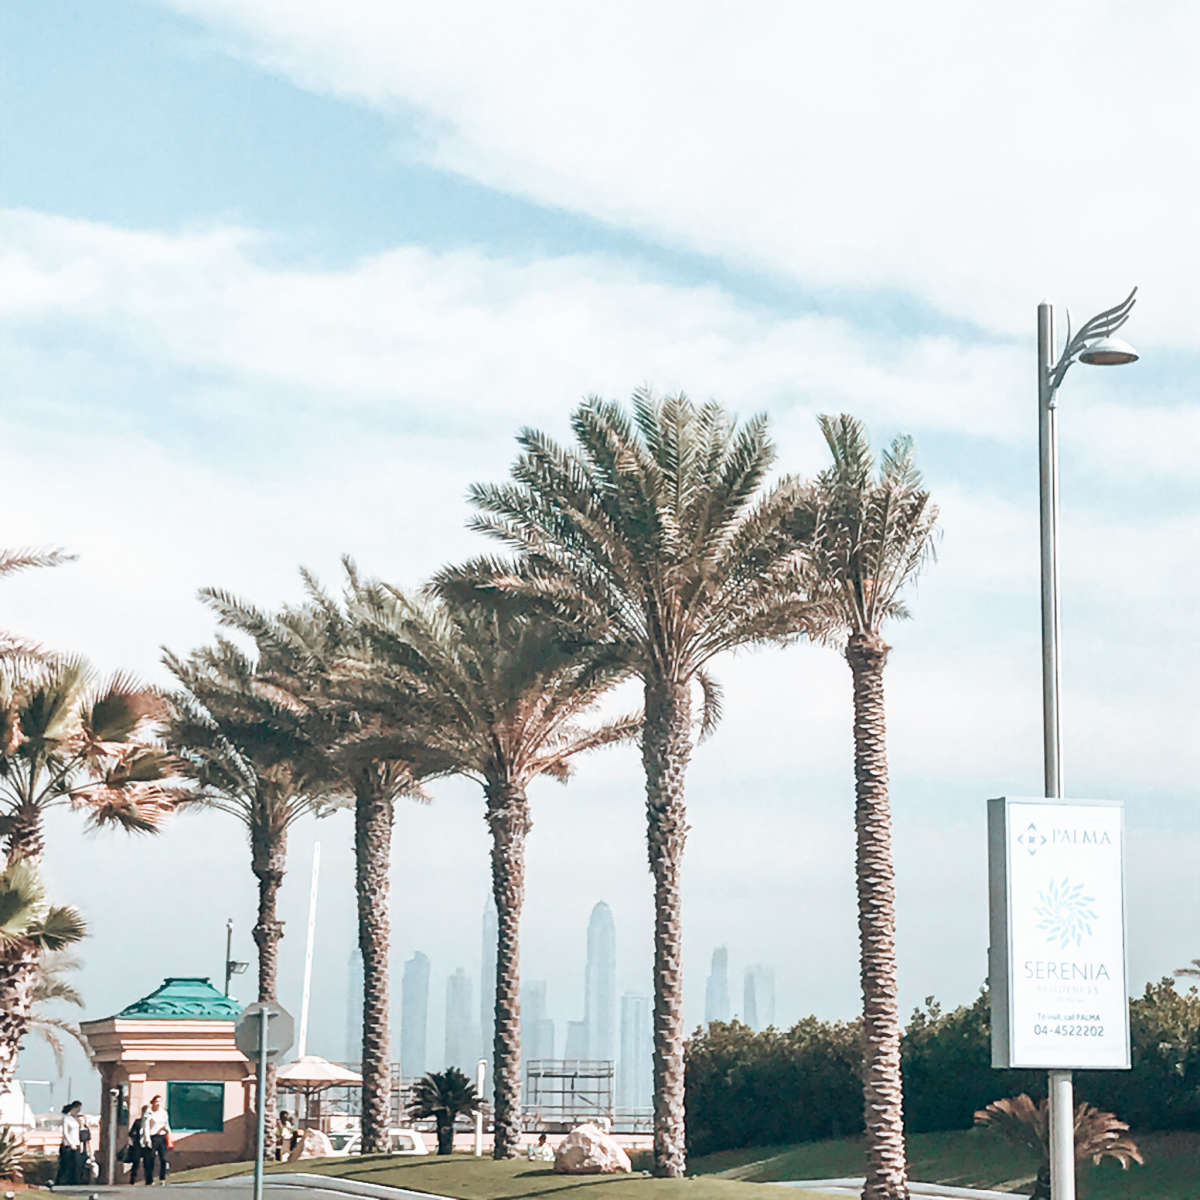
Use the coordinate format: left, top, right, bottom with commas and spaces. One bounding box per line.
522, 979, 555, 1062
618, 992, 652, 1109
743, 964, 776, 1032
345, 946, 363, 1062
704, 946, 731, 1025
564, 1019, 588, 1060
444, 967, 478, 1071
400, 951, 430, 1081
584, 901, 617, 1061
481, 897, 497, 1074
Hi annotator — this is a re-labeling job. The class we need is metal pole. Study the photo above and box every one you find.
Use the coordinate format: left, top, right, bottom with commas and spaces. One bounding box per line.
297, 844, 321, 1058
474, 1059, 486, 1157
254, 1009, 269, 1200
1038, 301, 1074, 1200
105, 1086, 118, 1185
225, 918, 234, 996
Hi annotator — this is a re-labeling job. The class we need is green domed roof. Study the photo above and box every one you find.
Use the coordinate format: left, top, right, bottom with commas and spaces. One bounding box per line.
116, 977, 243, 1020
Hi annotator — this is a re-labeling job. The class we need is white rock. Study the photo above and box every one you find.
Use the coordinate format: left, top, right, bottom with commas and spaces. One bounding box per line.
552, 1123, 632, 1175
288, 1128, 335, 1160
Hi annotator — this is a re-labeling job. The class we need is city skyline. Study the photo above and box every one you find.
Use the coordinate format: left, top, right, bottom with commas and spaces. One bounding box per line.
583, 901, 617, 1062
704, 947, 731, 1025
400, 950, 430, 1082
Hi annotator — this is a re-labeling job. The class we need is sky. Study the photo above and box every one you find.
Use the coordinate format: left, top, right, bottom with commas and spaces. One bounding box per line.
4, 0, 1199, 1105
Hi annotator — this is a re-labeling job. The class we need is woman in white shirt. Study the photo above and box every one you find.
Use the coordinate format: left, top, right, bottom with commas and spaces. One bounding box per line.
56, 1100, 83, 1185
141, 1094, 172, 1185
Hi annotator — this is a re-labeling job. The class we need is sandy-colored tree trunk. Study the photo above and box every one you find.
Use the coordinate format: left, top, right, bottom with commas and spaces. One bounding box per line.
252, 828, 286, 1156
0, 805, 44, 1093
847, 633, 909, 1200
355, 772, 393, 1153
643, 677, 692, 1178
485, 779, 531, 1159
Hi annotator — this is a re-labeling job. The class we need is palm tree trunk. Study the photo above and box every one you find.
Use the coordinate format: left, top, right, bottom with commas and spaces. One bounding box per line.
4, 802, 44, 864
251, 826, 286, 1156
484, 779, 531, 1160
0, 941, 39, 1095
355, 771, 393, 1154
0, 806, 45, 1093
846, 633, 909, 1200
642, 676, 692, 1178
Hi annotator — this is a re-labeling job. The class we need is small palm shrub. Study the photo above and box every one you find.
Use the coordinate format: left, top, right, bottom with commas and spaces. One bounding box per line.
0, 1126, 24, 1181
974, 1093, 1143, 1199
408, 1067, 480, 1155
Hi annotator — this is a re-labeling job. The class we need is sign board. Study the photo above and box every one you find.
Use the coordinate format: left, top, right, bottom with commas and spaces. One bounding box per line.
988, 797, 1129, 1070
235, 1001, 295, 1062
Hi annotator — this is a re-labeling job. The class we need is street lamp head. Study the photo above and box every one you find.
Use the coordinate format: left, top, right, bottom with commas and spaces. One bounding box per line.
1078, 335, 1139, 366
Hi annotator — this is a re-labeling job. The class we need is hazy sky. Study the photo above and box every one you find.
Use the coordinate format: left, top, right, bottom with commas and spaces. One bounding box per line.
5, 0, 1198, 1103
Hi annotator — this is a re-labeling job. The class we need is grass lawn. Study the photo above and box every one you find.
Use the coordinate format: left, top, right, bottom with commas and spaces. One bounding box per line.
692, 1128, 1200, 1197
170, 1154, 845, 1200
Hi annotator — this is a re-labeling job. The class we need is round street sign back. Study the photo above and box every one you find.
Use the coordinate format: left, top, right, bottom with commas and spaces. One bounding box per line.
235, 1001, 295, 1061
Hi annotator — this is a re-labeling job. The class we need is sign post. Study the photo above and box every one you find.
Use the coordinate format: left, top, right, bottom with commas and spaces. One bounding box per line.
988, 796, 1130, 1192
474, 1059, 486, 1157
235, 1002, 295, 1200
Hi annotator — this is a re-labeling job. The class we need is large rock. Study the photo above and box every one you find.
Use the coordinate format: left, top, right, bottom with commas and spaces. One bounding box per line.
552, 1123, 632, 1175
287, 1127, 334, 1160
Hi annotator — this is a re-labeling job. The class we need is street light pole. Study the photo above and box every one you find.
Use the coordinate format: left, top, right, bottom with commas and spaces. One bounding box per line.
1035, 288, 1137, 1200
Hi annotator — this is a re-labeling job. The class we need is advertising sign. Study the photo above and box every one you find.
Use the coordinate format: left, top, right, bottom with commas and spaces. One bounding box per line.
988, 797, 1129, 1070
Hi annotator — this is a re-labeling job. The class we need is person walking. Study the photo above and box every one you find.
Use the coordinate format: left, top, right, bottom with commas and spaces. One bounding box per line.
127, 1104, 151, 1185
56, 1100, 83, 1185
142, 1094, 172, 1185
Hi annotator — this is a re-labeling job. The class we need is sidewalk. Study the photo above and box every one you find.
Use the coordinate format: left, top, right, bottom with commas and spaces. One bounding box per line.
774, 1181, 1018, 1199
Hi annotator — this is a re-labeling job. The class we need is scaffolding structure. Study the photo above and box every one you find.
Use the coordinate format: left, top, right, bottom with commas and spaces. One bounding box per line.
524, 1059, 614, 1131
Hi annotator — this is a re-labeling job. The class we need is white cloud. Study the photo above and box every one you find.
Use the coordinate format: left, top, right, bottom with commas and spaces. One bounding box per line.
160, 0, 1200, 345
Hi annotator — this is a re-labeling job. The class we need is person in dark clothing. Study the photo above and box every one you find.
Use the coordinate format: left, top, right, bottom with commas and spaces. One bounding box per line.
127, 1105, 151, 1185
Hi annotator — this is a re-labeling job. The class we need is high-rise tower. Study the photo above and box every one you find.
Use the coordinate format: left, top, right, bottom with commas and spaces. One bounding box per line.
743, 964, 776, 1032
521, 979, 555, 1062
618, 992, 652, 1109
704, 946, 731, 1024
583, 902, 617, 1061
400, 951, 430, 1081
444, 967, 478, 1070
345, 946, 364, 1062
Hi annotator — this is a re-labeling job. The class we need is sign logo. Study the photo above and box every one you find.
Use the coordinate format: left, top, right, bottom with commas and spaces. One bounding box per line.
1035, 877, 1097, 948
1017, 821, 1046, 856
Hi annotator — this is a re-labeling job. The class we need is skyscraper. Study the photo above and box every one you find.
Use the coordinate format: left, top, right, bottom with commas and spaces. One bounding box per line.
521, 979, 555, 1062
618, 992, 652, 1109
564, 1020, 588, 1060
704, 946, 731, 1025
444, 967, 478, 1070
584, 901, 617, 1061
400, 951, 430, 1081
743, 964, 776, 1031
481, 896, 497, 1074
345, 946, 364, 1062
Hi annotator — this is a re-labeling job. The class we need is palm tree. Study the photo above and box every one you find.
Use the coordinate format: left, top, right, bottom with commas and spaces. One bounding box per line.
0, 546, 74, 664
193, 574, 444, 1154
350, 586, 637, 1157
805, 414, 939, 1200
0, 860, 87, 1092
0, 658, 173, 1092
26, 951, 87, 1071
438, 392, 817, 1175
408, 1067, 480, 1155
163, 639, 337, 1146
1175, 959, 1200, 979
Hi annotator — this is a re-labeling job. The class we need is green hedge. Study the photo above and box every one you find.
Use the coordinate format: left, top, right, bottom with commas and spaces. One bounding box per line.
684, 978, 1200, 1155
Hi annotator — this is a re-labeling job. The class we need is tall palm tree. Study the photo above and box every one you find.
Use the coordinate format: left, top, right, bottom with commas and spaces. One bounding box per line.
438, 392, 817, 1175
805, 414, 939, 1200
0, 657, 173, 1092
350, 586, 638, 1157
26, 951, 88, 1072
0, 860, 87, 1091
408, 1067, 481, 1155
195, 574, 444, 1154
163, 639, 336, 1146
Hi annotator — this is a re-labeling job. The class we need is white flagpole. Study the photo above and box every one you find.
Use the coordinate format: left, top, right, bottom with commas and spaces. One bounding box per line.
297, 842, 321, 1058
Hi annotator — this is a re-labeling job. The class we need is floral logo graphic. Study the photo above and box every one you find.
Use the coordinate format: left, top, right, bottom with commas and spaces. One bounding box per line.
1036, 877, 1097, 948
